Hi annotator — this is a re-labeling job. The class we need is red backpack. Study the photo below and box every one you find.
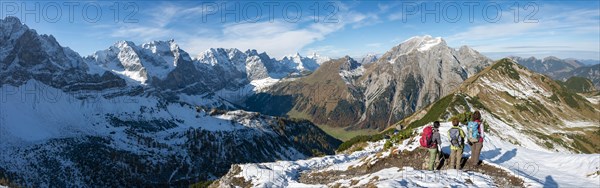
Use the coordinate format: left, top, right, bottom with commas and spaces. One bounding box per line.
419, 126, 435, 148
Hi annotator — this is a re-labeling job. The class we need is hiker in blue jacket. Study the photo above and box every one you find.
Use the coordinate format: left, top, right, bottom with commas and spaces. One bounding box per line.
467, 111, 485, 167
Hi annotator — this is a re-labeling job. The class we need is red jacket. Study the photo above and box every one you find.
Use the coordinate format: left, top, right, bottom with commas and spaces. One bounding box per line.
475, 120, 484, 143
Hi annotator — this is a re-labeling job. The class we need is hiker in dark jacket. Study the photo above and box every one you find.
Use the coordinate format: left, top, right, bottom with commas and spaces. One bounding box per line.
427, 121, 442, 170
448, 118, 465, 169
467, 111, 485, 167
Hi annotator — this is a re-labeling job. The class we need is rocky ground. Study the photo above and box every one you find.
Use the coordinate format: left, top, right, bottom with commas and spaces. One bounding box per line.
299, 146, 524, 187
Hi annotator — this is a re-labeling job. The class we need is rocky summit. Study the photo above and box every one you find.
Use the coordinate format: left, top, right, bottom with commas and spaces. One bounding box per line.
246, 35, 493, 131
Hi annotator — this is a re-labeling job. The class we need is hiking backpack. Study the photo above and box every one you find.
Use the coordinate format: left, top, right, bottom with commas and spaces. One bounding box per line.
419, 126, 435, 148
449, 128, 463, 147
467, 121, 480, 143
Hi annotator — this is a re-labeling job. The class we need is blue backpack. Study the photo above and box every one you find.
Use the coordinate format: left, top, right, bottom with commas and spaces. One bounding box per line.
467, 121, 480, 143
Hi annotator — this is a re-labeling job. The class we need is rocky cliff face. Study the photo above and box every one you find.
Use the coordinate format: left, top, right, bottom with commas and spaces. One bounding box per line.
359, 53, 378, 64
247, 36, 493, 131
357, 36, 491, 129
246, 56, 366, 129
0, 17, 126, 91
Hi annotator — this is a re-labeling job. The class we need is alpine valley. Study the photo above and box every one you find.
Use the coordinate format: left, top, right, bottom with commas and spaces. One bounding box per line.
0, 17, 339, 187
246, 36, 493, 133
0, 16, 598, 188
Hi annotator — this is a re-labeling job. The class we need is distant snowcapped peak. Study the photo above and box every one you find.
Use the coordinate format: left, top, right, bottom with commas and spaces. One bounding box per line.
141, 39, 179, 54
400, 35, 446, 52
113, 40, 138, 50
360, 53, 378, 64
0, 16, 27, 32
543, 56, 561, 62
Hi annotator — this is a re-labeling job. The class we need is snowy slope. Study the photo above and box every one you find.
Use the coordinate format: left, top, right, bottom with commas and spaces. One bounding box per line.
280, 52, 330, 72
436, 122, 600, 187
0, 80, 340, 187
213, 140, 497, 188
214, 122, 600, 187
86, 40, 186, 84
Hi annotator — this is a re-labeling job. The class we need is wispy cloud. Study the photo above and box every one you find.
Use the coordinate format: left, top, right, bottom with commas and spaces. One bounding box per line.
80, 1, 598, 59
94, 1, 384, 57
335, 2, 382, 29
366, 43, 382, 48
302, 45, 349, 58
503, 45, 571, 49
183, 21, 343, 58
446, 7, 599, 59
446, 22, 540, 41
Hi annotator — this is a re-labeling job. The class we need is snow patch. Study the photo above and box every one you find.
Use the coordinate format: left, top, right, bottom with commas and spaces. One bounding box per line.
250, 77, 280, 92
480, 75, 550, 100
561, 120, 599, 129
436, 121, 600, 187
339, 66, 365, 84
227, 119, 599, 187
418, 37, 442, 52
584, 96, 600, 104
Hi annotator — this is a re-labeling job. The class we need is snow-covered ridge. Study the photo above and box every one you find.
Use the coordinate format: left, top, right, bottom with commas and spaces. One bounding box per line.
401, 35, 446, 52
280, 52, 331, 71
418, 36, 443, 51
216, 122, 600, 187
359, 53, 378, 64
1, 16, 333, 89
338, 57, 364, 85
0, 80, 339, 186
0, 17, 29, 61
384, 35, 473, 66
87, 40, 185, 84
82, 38, 329, 88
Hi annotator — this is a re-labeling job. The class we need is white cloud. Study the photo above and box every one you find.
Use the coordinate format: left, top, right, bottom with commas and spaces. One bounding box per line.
181, 21, 342, 58
110, 26, 172, 40
446, 22, 540, 41
366, 43, 382, 48
445, 7, 599, 59
97, 1, 386, 58
302, 45, 349, 58
336, 2, 382, 29
89, 1, 599, 60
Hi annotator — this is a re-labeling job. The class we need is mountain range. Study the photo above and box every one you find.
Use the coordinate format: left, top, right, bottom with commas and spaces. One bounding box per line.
1, 16, 599, 187
246, 36, 493, 134
213, 58, 600, 187
510, 56, 600, 89
0, 16, 340, 187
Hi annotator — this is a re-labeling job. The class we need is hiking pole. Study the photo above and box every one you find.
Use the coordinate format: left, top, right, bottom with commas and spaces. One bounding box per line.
437, 145, 443, 170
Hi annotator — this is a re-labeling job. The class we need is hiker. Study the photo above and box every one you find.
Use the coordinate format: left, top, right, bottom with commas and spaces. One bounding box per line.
448, 118, 465, 169
420, 121, 442, 170
467, 111, 485, 167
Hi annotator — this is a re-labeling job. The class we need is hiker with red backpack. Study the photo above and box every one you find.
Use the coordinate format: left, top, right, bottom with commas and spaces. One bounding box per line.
420, 121, 442, 170
448, 118, 466, 170
467, 111, 485, 167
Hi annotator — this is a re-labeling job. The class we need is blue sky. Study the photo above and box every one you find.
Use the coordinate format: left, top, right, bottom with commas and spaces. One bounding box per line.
3, 0, 599, 60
